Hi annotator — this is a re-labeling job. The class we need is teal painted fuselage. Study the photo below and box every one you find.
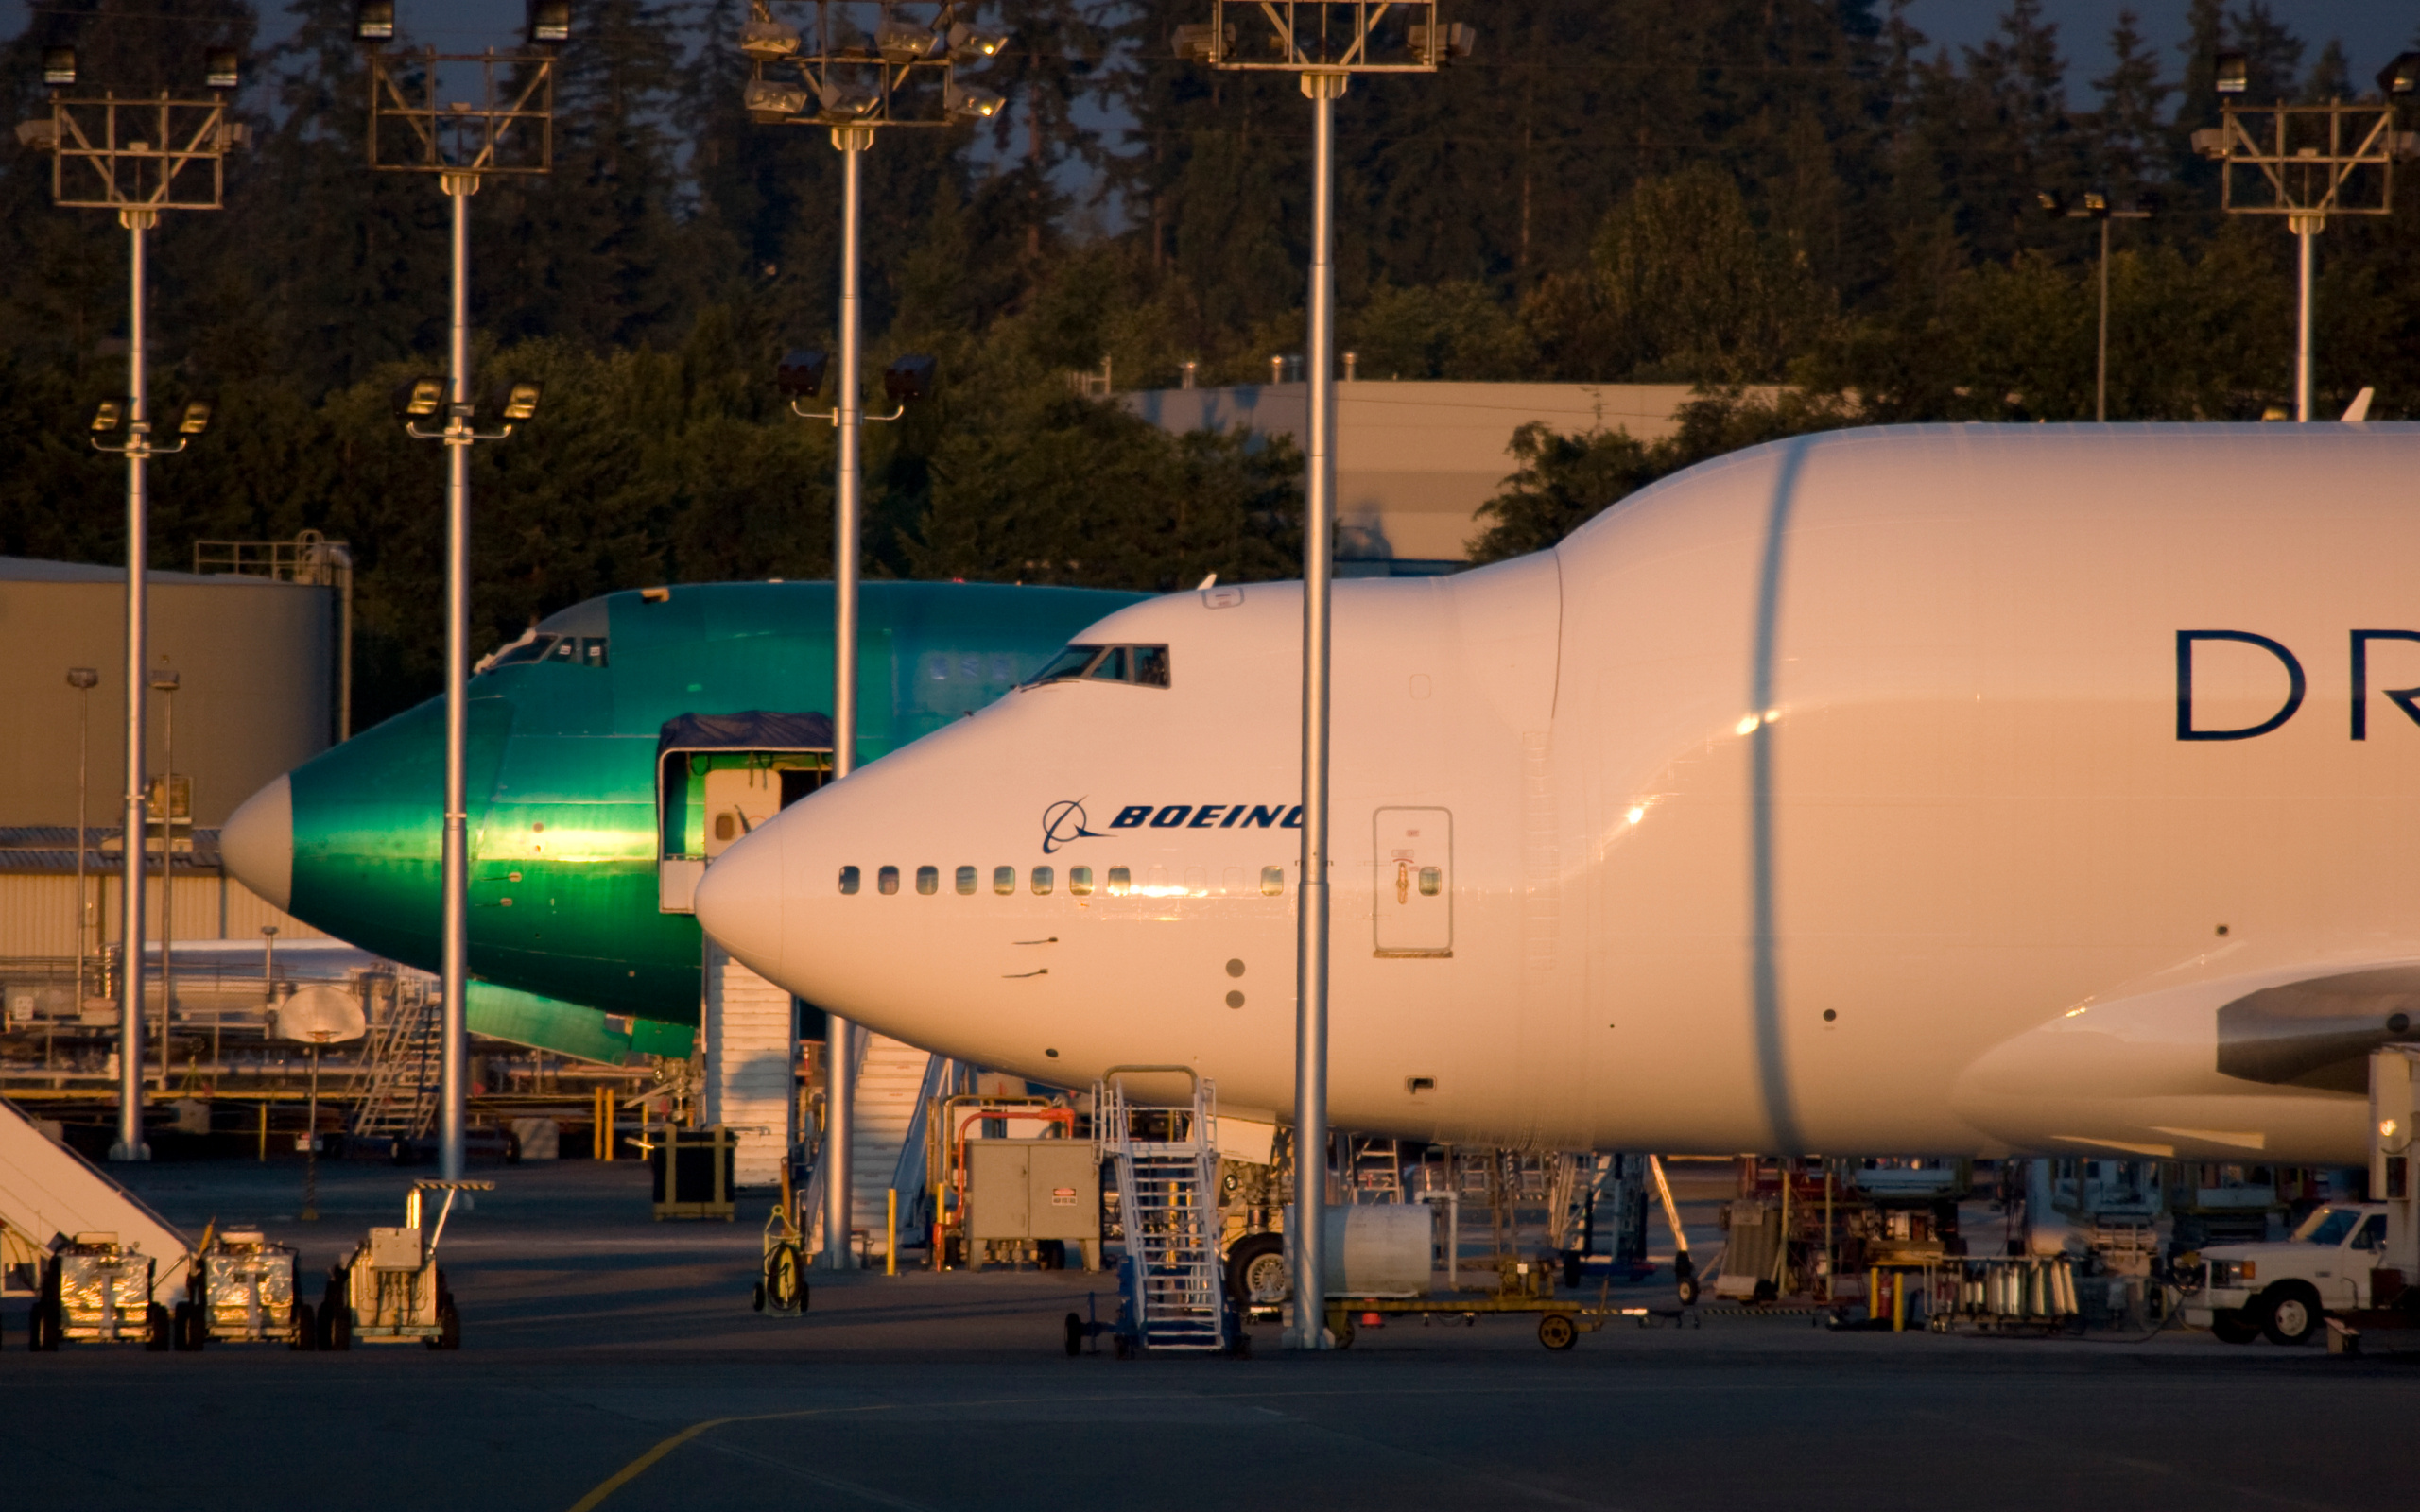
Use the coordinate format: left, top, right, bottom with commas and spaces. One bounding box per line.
280, 581, 1141, 1054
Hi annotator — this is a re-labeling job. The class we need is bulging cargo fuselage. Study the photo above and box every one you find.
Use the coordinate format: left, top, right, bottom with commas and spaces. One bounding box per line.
699, 424, 2420, 1164
222, 580, 1144, 1055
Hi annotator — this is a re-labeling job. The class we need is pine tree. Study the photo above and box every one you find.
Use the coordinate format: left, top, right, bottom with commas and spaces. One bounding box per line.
2087, 11, 2172, 201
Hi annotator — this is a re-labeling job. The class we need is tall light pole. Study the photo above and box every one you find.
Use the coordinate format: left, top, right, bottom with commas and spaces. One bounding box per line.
2036, 191, 2151, 421
361, 1, 561, 1180
1180, 0, 1471, 1349
17, 44, 241, 1160
741, 0, 998, 1272
149, 668, 181, 1091
67, 667, 97, 1016
2194, 52, 2419, 421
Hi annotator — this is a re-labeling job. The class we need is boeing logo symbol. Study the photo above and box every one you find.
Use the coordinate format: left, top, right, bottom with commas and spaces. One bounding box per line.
1041, 799, 1105, 854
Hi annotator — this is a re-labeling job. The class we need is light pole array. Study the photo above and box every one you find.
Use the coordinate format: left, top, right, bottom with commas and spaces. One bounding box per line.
1178, 0, 1471, 1349
359, 1, 559, 1181
2036, 191, 2150, 421
15, 45, 239, 1161
2193, 51, 2419, 421
738, 0, 997, 1272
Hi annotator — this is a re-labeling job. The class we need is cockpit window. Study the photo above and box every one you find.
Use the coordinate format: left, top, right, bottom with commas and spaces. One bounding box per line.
1022, 643, 1170, 690
487, 634, 557, 668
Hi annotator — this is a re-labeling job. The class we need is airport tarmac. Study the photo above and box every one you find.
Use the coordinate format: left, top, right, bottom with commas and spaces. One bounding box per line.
3, 1159, 2415, 1511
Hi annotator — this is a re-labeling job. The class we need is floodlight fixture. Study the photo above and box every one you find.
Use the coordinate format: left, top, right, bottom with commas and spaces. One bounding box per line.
876, 21, 942, 63
1409, 21, 1476, 64
741, 17, 803, 59
67, 666, 99, 690
882, 353, 938, 404
1173, 24, 1227, 62
394, 375, 448, 419
14, 117, 60, 150
777, 349, 830, 398
148, 669, 181, 694
43, 46, 77, 86
499, 381, 542, 421
2214, 50, 2249, 95
945, 81, 1003, 120
205, 48, 241, 91
816, 80, 882, 120
90, 400, 126, 436
2382, 52, 2420, 98
355, 1, 396, 42
2035, 190, 2065, 216
744, 77, 812, 122
177, 400, 214, 437
527, 0, 572, 45
947, 23, 1008, 60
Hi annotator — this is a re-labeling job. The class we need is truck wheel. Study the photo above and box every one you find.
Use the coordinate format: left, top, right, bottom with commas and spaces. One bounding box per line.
290, 1301, 317, 1351
146, 1303, 173, 1351
2210, 1309, 2261, 1345
1538, 1314, 1579, 1350
1064, 1312, 1084, 1357
2262, 1284, 2322, 1347
1225, 1233, 1288, 1308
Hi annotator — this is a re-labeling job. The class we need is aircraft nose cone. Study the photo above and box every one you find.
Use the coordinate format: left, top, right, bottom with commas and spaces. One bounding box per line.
220, 773, 294, 911
695, 823, 786, 982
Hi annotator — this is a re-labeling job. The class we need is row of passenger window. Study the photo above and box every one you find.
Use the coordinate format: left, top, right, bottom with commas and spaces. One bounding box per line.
839, 864, 1286, 898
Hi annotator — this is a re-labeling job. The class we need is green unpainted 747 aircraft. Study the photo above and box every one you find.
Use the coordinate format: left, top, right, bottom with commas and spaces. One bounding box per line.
218, 579, 1145, 1061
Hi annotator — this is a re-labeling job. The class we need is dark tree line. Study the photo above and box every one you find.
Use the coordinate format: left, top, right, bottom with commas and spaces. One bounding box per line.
3, 0, 2415, 725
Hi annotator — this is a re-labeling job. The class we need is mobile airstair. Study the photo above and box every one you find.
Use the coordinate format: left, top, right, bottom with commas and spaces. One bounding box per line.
0, 1096, 190, 1297
1095, 1067, 1227, 1352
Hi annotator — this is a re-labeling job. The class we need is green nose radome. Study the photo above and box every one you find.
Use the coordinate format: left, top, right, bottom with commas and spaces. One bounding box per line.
220, 772, 294, 912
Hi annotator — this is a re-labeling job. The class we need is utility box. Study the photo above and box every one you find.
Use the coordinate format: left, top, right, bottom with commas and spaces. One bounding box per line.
651, 1124, 737, 1221
968, 1141, 1098, 1245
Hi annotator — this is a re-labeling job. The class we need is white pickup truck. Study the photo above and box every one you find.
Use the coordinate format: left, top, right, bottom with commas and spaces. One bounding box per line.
2186, 1203, 2390, 1346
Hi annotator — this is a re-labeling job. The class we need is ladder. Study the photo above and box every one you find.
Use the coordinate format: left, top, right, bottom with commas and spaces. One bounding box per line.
349, 973, 440, 1144
1347, 1137, 1404, 1203
1096, 1071, 1226, 1352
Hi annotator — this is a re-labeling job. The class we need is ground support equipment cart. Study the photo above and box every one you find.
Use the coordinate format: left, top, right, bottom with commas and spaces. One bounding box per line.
320, 1179, 492, 1349
182, 1226, 313, 1349
28, 1234, 167, 1349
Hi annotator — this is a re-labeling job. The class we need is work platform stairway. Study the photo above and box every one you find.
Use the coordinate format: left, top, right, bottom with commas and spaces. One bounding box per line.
803, 1029, 942, 1259
1097, 1072, 1227, 1352
348, 972, 439, 1146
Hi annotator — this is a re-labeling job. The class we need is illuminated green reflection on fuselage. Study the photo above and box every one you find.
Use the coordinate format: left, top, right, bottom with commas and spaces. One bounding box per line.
286, 580, 1144, 1035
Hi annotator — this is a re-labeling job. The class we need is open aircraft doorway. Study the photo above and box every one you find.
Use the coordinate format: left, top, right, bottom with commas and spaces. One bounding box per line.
658, 712, 834, 915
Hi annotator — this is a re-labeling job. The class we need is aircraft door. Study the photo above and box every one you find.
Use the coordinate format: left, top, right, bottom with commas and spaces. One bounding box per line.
1374, 807, 1452, 957
702, 765, 784, 857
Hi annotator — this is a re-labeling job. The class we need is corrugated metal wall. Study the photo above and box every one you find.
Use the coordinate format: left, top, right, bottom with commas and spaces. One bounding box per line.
0, 872, 329, 958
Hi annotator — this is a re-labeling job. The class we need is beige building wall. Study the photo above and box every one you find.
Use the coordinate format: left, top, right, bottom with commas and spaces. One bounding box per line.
1124, 381, 1778, 564
0, 559, 337, 828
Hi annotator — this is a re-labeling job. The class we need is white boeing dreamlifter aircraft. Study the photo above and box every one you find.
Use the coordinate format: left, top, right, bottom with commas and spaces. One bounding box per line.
697, 423, 2420, 1167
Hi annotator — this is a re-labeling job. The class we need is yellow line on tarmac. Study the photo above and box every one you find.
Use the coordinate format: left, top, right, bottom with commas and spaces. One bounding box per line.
567, 1404, 909, 1512
567, 1381, 1618, 1511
